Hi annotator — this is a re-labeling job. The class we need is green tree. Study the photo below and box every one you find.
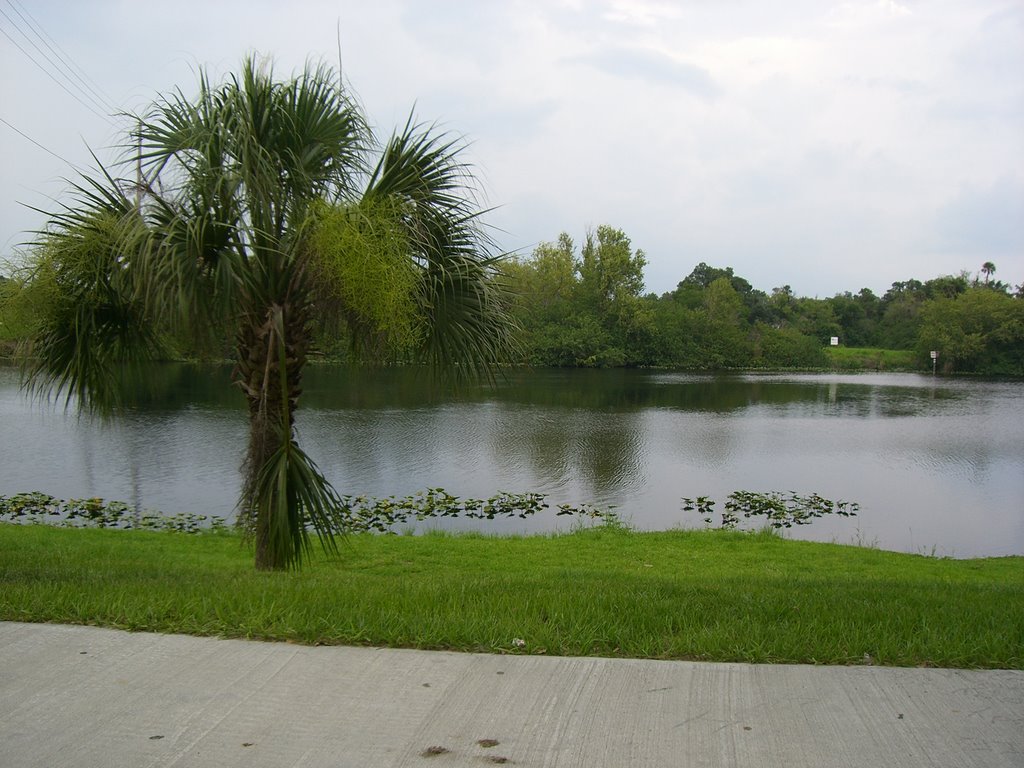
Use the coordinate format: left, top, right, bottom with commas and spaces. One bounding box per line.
0, 273, 30, 349
18, 57, 515, 570
698, 277, 752, 367
506, 226, 650, 367
981, 261, 996, 285
505, 233, 578, 361
674, 263, 769, 322
917, 288, 1024, 374
504, 234, 588, 366
924, 273, 969, 300
649, 298, 702, 366
768, 285, 797, 324
877, 280, 928, 349
577, 226, 646, 314
751, 323, 827, 368
793, 298, 841, 343
576, 226, 650, 366
826, 292, 873, 347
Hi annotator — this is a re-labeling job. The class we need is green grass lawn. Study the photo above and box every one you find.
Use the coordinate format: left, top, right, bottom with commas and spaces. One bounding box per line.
825, 346, 921, 371
2, 523, 1021, 668
825, 346, 920, 371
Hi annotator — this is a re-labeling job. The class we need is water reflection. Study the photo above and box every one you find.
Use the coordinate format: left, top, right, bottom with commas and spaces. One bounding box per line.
1, 363, 1021, 556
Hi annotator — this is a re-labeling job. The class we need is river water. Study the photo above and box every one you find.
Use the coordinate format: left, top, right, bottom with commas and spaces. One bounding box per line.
1, 364, 1021, 557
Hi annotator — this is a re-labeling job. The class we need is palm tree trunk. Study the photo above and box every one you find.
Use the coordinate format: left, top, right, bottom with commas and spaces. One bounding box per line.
234, 299, 309, 570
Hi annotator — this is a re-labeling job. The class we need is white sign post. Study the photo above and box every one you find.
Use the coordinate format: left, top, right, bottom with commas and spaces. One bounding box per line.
930, 350, 938, 375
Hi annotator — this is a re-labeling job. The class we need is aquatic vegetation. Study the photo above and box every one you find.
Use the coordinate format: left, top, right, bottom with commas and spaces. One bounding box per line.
0, 489, 614, 534
3, 488, 857, 536
682, 491, 859, 530
0, 492, 227, 533
331, 488, 617, 532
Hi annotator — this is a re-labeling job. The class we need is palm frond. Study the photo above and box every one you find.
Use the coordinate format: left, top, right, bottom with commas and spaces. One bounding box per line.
249, 434, 346, 570
417, 251, 520, 382
362, 116, 519, 377
19, 167, 164, 414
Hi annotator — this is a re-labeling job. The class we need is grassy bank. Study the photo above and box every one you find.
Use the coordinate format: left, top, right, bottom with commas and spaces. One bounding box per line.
1, 524, 1021, 668
825, 346, 920, 371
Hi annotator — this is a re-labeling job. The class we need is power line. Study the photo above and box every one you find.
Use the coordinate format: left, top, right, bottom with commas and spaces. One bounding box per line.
0, 115, 81, 168
0, 8, 113, 123
4, 0, 119, 115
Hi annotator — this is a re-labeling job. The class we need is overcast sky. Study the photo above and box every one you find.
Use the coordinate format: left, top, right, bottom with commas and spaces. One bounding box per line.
2, 0, 1022, 297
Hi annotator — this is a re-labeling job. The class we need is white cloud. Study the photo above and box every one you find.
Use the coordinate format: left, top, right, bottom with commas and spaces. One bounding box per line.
602, 0, 684, 28
827, 0, 912, 30
572, 46, 721, 98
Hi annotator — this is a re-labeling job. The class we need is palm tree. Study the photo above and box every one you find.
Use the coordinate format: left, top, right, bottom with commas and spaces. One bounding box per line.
19, 56, 516, 570
981, 262, 996, 285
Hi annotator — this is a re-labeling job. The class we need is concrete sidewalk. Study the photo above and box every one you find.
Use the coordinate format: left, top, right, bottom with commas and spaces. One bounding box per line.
1, 622, 1021, 767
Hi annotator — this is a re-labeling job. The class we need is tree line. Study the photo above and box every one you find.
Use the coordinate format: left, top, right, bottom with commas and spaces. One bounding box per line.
504, 226, 1024, 376
5, 222, 1023, 377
